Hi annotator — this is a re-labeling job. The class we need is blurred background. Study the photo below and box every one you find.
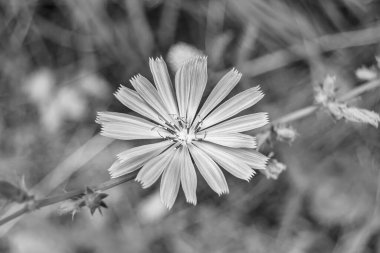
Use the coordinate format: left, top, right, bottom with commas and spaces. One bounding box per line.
1, 0, 380, 252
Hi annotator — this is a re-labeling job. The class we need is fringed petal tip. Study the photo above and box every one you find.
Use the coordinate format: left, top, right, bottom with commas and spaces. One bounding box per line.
186, 198, 197, 206
149, 56, 165, 63
99, 126, 107, 136
247, 170, 257, 182
96, 111, 124, 125
114, 84, 124, 96
107, 163, 124, 179
114, 85, 134, 108
259, 156, 270, 171
95, 112, 103, 124
162, 202, 173, 210
254, 85, 265, 98
179, 55, 208, 71
257, 112, 270, 129
108, 169, 122, 179
253, 156, 270, 171
231, 68, 242, 77
263, 112, 270, 123
129, 74, 141, 84
217, 189, 229, 197
134, 177, 150, 189
108, 172, 119, 179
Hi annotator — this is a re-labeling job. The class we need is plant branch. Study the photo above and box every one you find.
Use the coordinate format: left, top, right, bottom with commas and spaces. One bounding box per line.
0, 171, 137, 226
0, 79, 379, 227
260, 78, 380, 131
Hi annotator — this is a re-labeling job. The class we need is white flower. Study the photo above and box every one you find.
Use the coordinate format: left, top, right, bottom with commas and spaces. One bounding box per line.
97, 56, 269, 209
355, 66, 377, 81
167, 42, 204, 71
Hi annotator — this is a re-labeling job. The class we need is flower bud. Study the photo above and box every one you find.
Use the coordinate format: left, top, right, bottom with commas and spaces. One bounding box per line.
83, 187, 108, 215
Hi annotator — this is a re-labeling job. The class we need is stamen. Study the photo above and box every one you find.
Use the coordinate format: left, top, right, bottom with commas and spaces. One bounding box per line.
194, 115, 204, 131
195, 131, 207, 141
156, 129, 166, 139
157, 115, 176, 132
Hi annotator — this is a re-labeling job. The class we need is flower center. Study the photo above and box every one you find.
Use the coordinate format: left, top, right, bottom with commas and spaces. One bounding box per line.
175, 128, 195, 145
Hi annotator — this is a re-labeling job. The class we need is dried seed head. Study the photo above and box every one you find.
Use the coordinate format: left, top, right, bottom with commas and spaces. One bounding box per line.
315, 75, 337, 105
273, 125, 298, 143
263, 159, 287, 180
327, 103, 380, 128
58, 200, 82, 219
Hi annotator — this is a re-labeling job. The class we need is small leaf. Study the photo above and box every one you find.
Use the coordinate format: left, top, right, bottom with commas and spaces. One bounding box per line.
83, 187, 108, 215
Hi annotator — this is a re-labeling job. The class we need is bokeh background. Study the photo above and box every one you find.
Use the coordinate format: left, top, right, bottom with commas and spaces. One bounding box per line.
1, 0, 380, 252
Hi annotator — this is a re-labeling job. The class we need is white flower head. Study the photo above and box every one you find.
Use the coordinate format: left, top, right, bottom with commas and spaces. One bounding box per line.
167, 43, 204, 72
355, 66, 377, 81
97, 56, 269, 209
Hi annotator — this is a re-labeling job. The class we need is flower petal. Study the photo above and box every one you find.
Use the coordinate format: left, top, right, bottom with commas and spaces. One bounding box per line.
220, 146, 269, 170
109, 141, 173, 178
198, 113, 268, 134
200, 86, 264, 130
149, 57, 179, 117
130, 74, 175, 125
194, 142, 255, 181
96, 112, 170, 140
97, 112, 157, 129
188, 144, 228, 195
175, 58, 191, 121
136, 145, 178, 188
202, 133, 256, 149
117, 140, 173, 161
180, 147, 197, 205
160, 148, 181, 209
115, 85, 164, 126
192, 68, 241, 128
186, 57, 208, 124
99, 120, 170, 140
